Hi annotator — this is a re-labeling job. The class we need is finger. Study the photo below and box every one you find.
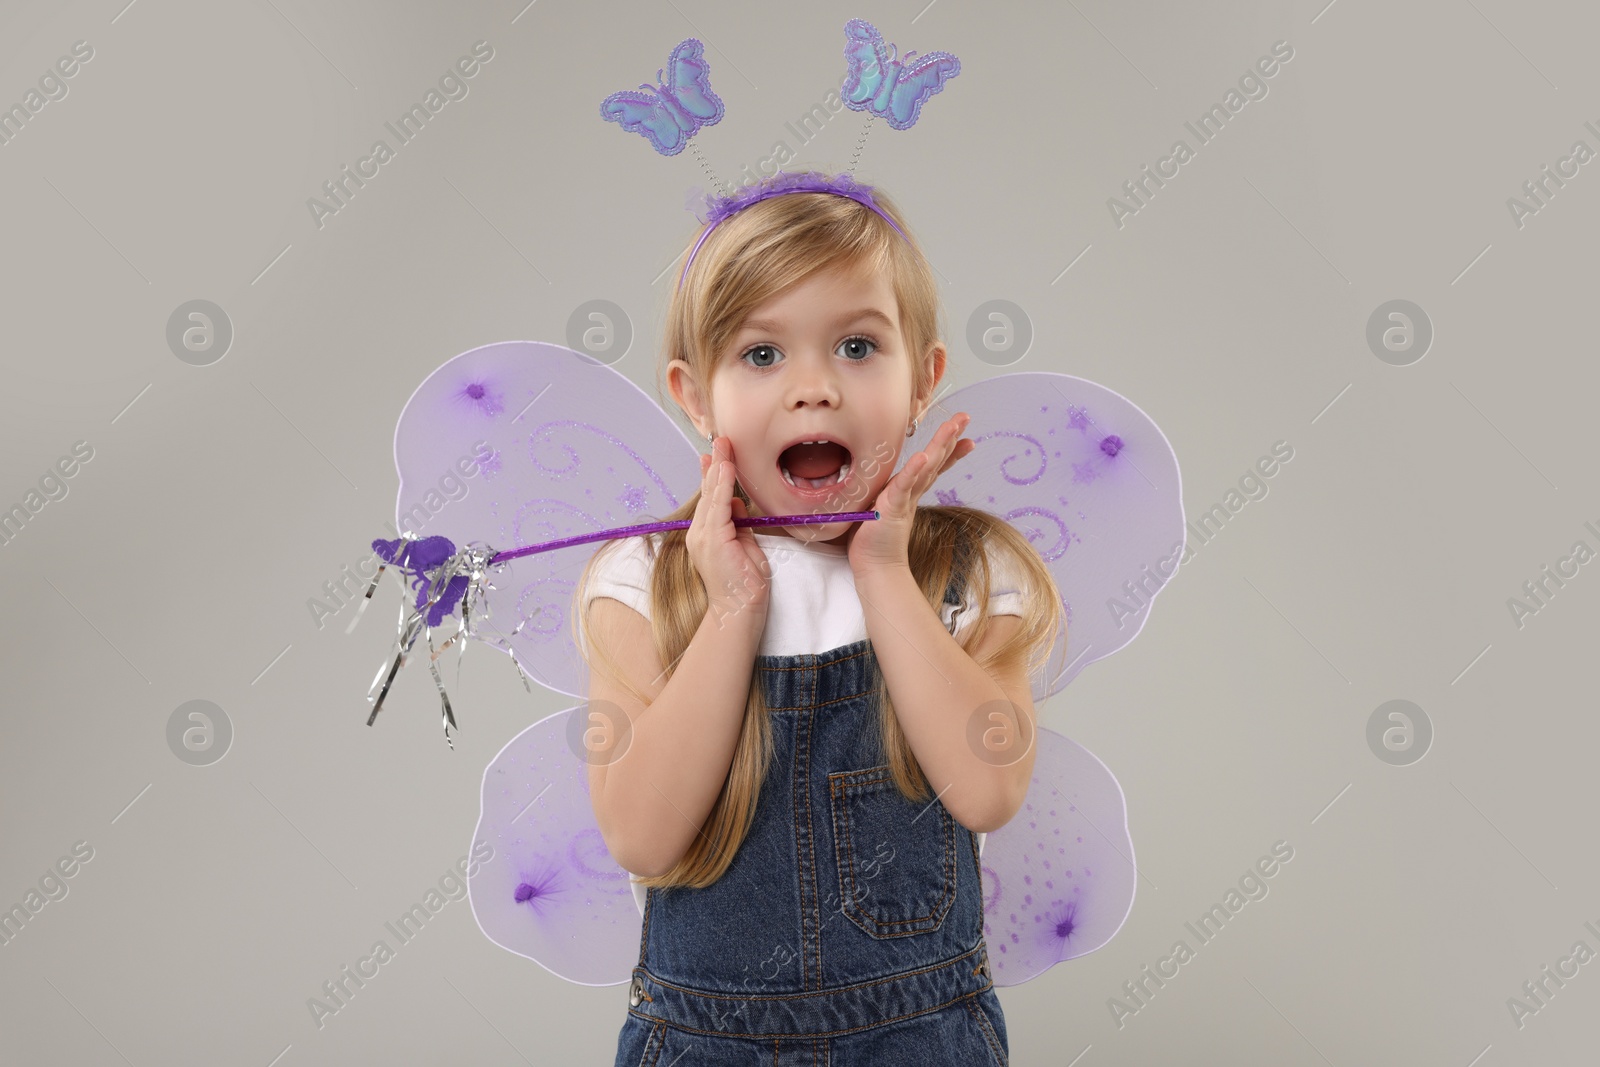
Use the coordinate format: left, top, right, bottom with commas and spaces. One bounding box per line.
729, 493, 751, 539
924, 417, 969, 479
918, 435, 948, 481
934, 438, 966, 479
900, 453, 929, 505
694, 447, 717, 528
940, 415, 967, 454
713, 457, 733, 531
722, 465, 743, 538
922, 442, 950, 489
704, 436, 718, 472
892, 462, 913, 510
716, 438, 739, 492
711, 436, 731, 481
916, 451, 937, 494
935, 439, 974, 479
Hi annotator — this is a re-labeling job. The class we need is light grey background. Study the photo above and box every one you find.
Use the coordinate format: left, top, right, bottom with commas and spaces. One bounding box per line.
2, 0, 1596, 1063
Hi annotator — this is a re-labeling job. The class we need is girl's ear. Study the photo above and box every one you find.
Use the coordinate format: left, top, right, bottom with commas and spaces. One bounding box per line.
915, 342, 948, 416
667, 358, 713, 437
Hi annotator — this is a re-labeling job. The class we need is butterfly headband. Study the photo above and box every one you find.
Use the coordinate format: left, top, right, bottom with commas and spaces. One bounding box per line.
598, 18, 961, 289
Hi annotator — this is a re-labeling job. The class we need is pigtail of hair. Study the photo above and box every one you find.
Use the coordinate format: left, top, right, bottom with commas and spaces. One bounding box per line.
631, 485, 775, 892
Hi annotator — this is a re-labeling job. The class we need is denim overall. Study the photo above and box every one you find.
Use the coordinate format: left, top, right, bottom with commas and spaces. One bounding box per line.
612, 638, 1007, 1066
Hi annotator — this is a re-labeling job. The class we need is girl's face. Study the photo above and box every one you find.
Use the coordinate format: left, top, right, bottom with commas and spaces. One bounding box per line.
669, 260, 942, 545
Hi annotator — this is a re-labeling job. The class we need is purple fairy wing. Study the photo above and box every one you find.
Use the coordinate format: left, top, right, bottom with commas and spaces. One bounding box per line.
981, 727, 1135, 986
468, 707, 641, 985
390, 340, 698, 698
912, 372, 1186, 700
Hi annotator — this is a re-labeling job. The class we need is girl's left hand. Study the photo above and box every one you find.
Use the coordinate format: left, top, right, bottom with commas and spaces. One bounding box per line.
847, 412, 975, 575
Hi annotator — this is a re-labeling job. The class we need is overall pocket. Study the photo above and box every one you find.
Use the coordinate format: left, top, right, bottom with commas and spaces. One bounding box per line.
827, 765, 958, 938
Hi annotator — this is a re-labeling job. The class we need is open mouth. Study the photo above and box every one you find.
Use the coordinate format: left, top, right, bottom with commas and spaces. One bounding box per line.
777, 439, 853, 494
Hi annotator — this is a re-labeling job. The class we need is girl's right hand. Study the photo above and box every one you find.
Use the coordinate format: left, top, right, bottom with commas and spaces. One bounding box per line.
688, 436, 771, 628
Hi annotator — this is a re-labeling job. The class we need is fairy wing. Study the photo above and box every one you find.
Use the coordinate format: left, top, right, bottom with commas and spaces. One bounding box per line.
912, 372, 1182, 984
981, 728, 1136, 985
390, 339, 699, 699
911, 371, 1186, 701
468, 706, 640, 985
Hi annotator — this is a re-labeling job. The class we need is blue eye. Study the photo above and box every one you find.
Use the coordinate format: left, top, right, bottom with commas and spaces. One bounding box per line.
741, 344, 780, 368
837, 334, 878, 361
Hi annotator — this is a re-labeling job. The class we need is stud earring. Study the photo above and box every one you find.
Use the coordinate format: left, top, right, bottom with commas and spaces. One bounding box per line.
905, 418, 919, 437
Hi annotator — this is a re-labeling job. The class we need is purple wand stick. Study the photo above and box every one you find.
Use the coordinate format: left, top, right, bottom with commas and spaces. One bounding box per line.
487, 509, 879, 564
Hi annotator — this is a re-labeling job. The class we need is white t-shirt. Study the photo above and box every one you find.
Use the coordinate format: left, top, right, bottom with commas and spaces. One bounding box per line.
578, 530, 1027, 913
579, 531, 1026, 658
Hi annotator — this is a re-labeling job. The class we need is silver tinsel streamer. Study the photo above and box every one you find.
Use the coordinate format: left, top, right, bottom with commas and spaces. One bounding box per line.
359, 534, 532, 749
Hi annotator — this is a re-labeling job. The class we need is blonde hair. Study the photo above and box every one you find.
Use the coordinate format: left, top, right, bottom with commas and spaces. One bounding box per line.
575, 181, 1064, 889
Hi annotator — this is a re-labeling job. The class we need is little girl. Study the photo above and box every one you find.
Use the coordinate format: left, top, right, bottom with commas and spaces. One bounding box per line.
576, 173, 1064, 1066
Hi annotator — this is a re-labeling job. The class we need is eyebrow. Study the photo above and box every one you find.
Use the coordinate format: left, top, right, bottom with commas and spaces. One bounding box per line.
735, 307, 897, 337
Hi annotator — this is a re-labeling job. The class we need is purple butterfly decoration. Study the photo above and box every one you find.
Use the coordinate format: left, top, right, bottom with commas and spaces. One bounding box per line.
600, 37, 725, 156
372, 535, 468, 627
841, 18, 960, 131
